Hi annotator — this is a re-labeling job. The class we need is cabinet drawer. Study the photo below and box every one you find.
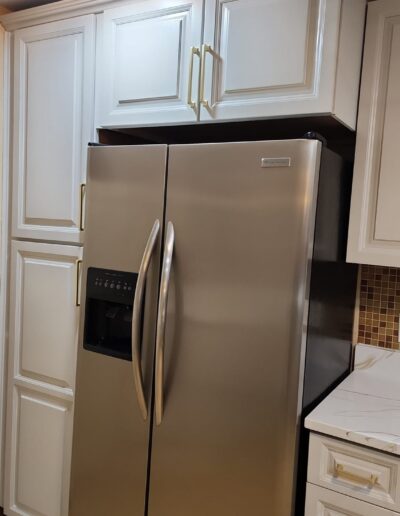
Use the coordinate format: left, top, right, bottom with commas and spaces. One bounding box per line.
305, 483, 398, 516
308, 433, 400, 511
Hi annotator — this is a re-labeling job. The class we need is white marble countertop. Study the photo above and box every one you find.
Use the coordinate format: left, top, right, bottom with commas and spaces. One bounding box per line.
305, 344, 400, 455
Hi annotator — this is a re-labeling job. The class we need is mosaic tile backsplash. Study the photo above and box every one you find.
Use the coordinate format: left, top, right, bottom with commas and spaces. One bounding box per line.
358, 265, 400, 349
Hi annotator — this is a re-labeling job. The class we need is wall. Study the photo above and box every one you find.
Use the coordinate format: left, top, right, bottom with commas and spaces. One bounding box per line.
358, 265, 400, 350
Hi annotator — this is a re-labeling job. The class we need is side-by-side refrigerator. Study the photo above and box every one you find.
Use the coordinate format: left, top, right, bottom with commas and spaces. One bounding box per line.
69, 139, 357, 516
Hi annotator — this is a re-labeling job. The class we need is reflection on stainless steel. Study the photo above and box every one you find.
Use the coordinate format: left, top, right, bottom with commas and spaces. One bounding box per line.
155, 221, 175, 426
132, 219, 160, 421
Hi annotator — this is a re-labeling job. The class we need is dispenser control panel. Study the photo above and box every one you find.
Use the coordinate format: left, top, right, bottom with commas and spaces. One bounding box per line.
86, 267, 137, 304
83, 267, 138, 361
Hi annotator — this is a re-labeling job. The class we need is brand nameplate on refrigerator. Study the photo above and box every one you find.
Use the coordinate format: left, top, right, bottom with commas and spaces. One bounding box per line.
261, 158, 291, 168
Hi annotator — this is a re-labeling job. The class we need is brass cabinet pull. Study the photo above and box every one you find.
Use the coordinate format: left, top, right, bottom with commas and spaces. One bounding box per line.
187, 46, 200, 111
79, 184, 86, 231
76, 259, 82, 307
334, 462, 379, 487
200, 43, 213, 109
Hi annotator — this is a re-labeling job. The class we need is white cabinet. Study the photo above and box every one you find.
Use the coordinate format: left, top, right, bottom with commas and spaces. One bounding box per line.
12, 15, 95, 243
96, 0, 366, 129
347, 0, 400, 267
4, 241, 82, 516
306, 433, 400, 516
6, 390, 73, 516
97, 0, 203, 127
305, 483, 398, 516
200, 0, 365, 126
308, 433, 400, 512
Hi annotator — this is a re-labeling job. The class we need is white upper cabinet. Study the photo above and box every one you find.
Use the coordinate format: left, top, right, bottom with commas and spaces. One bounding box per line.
96, 0, 203, 127
200, 0, 365, 126
96, 0, 366, 129
12, 15, 95, 243
347, 0, 400, 267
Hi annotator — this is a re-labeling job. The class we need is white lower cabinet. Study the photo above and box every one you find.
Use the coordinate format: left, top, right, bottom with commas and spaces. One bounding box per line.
4, 241, 82, 516
305, 483, 398, 516
306, 433, 400, 516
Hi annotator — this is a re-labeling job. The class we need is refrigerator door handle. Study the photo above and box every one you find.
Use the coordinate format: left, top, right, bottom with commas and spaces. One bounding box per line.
132, 219, 160, 421
155, 221, 175, 426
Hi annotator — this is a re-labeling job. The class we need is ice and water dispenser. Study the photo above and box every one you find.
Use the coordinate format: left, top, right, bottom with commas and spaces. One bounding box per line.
83, 267, 138, 360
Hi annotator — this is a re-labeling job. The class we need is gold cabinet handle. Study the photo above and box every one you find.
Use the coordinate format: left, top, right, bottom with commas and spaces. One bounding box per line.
187, 46, 200, 111
334, 462, 379, 487
76, 259, 82, 307
200, 43, 213, 109
79, 184, 86, 231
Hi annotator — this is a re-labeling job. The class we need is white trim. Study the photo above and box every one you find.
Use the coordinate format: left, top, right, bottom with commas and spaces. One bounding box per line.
0, 0, 152, 31
0, 29, 11, 508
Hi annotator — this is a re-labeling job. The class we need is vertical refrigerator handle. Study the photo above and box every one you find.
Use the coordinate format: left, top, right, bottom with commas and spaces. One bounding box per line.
155, 222, 175, 426
132, 219, 160, 421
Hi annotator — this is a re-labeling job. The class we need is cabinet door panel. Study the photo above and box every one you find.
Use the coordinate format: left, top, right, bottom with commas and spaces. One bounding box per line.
308, 434, 400, 511
12, 16, 95, 243
305, 483, 398, 516
219, 0, 311, 92
374, 23, 400, 241
201, 0, 330, 120
115, 16, 182, 102
97, 0, 203, 127
201, 0, 364, 125
6, 388, 72, 516
347, 2, 400, 266
10, 241, 82, 389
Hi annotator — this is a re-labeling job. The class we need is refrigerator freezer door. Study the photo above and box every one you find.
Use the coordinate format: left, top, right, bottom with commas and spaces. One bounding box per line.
148, 140, 321, 516
69, 145, 167, 516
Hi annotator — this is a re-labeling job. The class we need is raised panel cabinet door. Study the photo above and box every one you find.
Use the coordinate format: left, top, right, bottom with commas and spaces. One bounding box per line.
12, 15, 95, 243
4, 388, 73, 516
307, 433, 400, 511
9, 240, 82, 389
96, 0, 203, 127
347, 1, 400, 267
4, 240, 81, 516
305, 483, 398, 516
200, 0, 366, 127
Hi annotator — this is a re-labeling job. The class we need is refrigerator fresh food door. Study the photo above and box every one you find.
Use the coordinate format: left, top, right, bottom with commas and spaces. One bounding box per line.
69, 145, 167, 516
148, 140, 321, 516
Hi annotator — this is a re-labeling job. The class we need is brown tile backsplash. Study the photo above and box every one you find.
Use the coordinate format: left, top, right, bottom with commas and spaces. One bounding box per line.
358, 265, 400, 349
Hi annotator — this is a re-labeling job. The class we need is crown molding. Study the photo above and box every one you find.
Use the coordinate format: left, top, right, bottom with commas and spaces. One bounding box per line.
0, 0, 137, 30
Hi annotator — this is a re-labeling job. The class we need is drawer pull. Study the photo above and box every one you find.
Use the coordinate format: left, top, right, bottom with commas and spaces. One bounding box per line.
334, 462, 379, 487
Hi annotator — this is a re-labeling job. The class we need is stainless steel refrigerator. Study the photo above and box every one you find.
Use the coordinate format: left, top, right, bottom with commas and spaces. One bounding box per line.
69, 139, 357, 516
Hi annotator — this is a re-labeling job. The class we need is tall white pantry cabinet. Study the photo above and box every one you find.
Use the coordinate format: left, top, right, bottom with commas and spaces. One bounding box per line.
0, 0, 367, 515
3, 14, 95, 516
